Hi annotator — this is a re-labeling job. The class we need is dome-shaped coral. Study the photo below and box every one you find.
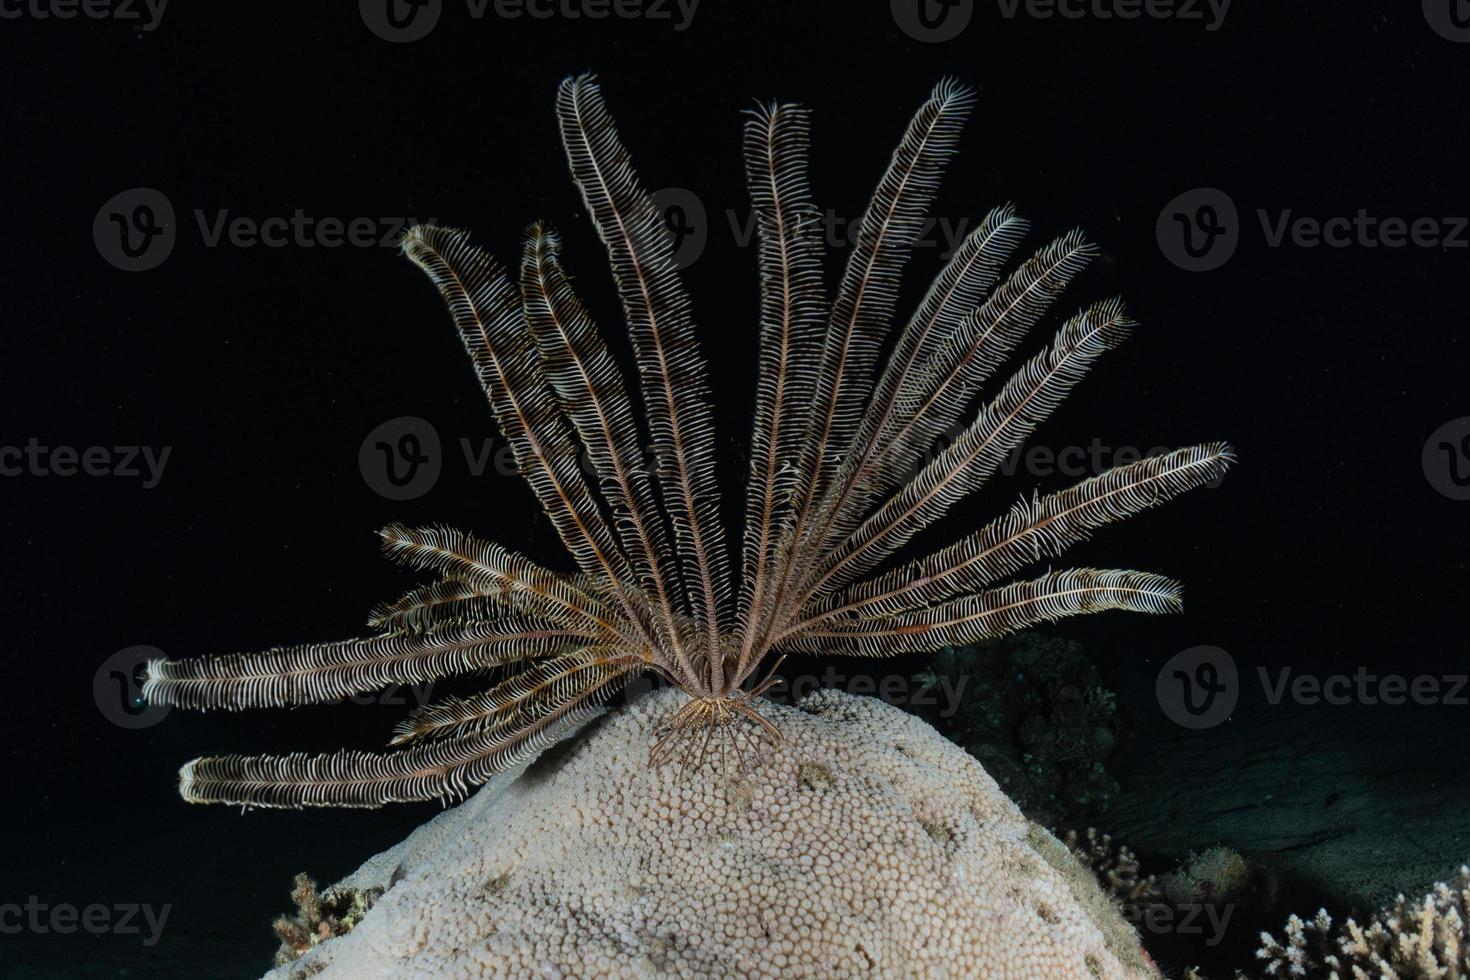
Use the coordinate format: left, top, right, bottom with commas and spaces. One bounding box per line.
267, 689, 1158, 979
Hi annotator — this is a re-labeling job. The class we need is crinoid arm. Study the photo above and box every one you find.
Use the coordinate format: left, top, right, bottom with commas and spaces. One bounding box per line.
786, 443, 1236, 633
736, 99, 826, 671
371, 523, 624, 638
817, 223, 1093, 547
142, 623, 595, 713
782, 568, 1184, 657
151, 74, 1231, 807
397, 226, 650, 641
804, 297, 1138, 600
178, 648, 641, 809
732, 77, 1231, 694
518, 224, 684, 658
557, 74, 731, 681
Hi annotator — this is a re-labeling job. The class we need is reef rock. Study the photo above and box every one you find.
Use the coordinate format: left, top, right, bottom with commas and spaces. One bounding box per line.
913, 634, 1125, 828
264, 688, 1157, 979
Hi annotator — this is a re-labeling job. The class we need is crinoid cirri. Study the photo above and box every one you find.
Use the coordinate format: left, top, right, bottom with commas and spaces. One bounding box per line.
143, 74, 1232, 808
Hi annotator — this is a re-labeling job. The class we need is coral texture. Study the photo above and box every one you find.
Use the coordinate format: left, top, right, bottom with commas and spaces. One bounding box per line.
264, 690, 1157, 979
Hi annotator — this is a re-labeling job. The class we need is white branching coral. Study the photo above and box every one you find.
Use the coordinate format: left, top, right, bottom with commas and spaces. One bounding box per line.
264, 689, 1159, 979
1256, 866, 1470, 979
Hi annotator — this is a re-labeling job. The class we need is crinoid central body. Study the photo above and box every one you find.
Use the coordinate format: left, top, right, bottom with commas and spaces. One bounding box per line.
144, 74, 1231, 810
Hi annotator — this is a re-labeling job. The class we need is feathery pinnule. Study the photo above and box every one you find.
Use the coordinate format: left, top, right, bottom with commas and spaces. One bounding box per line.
764, 78, 978, 640
737, 100, 826, 676
792, 444, 1235, 631
389, 646, 643, 746
140, 622, 585, 713
375, 523, 619, 635
397, 228, 649, 643
806, 297, 1136, 600
519, 224, 685, 659
178, 653, 639, 808
367, 580, 535, 634
846, 205, 1031, 481
813, 225, 1093, 556
144, 74, 1231, 809
785, 569, 1184, 657
805, 78, 977, 499
556, 74, 730, 680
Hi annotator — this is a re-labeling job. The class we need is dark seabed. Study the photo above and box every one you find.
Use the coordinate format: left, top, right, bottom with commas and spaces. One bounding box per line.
4, 3, 1469, 978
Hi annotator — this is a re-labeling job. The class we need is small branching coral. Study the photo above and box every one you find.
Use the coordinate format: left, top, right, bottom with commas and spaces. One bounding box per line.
1254, 867, 1470, 978
271, 873, 381, 966
1065, 828, 1162, 911
143, 74, 1232, 808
